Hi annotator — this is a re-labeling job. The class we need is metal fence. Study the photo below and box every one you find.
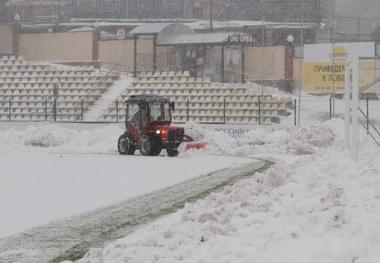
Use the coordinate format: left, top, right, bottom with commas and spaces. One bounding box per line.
1, 96, 297, 126
3, 97, 90, 122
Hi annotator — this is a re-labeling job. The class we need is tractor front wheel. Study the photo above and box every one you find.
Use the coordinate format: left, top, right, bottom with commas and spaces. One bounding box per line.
118, 134, 135, 155
166, 147, 179, 157
140, 136, 162, 156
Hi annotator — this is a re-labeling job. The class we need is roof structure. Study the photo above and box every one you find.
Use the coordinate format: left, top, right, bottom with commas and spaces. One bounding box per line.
6, 0, 68, 6
129, 22, 252, 46
129, 23, 193, 35
158, 32, 253, 46
68, 26, 95, 32
127, 95, 169, 104
187, 20, 319, 31
129, 23, 171, 35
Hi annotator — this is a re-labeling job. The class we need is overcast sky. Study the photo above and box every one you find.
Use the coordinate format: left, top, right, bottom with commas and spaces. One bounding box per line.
336, 0, 380, 18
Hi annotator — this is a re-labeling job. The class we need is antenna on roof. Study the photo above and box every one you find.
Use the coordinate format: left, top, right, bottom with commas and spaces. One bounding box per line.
209, 0, 214, 32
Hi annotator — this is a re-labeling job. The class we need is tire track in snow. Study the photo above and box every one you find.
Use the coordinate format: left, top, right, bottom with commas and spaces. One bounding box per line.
0, 160, 270, 263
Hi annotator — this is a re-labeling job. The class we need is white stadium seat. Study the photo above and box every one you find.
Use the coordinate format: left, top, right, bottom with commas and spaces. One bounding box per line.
98, 71, 290, 124
0, 56, 119, 121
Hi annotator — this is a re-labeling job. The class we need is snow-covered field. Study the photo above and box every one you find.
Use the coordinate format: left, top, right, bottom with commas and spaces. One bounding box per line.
0, 124, 252, 239
68, 118, 380, 263
0, 94, 379, 263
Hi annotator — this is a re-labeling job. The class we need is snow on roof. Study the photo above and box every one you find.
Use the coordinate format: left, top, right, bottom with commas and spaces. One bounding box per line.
129, 24, 172, 35
6, 0, 67, 6
127, 94, 169, 104
54, 20, 320, 34
158, 32, 240, 45
187, 20, 319, 31
68, 26, 95, 32
129, 23, 193, 35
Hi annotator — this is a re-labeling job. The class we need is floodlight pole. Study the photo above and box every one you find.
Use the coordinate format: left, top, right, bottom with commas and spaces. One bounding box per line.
352, 55, 359, 162
210, 0, 214, 32
332, 13, 337, 116
298, 0, 304, 126
261, 18, 265, 94
133, 34, 137, 78
344, 66, 352, 149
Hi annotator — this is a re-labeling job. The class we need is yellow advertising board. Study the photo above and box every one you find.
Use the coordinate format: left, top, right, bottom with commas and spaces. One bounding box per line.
304, 42, 376, 94
304, 62, 347, 93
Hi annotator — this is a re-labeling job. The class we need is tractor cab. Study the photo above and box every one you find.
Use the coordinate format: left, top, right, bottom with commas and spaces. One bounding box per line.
126, 95, 173, 130
118, 95, 184, 157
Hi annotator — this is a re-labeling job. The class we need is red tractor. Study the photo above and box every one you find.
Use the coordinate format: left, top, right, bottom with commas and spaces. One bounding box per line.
117, 95, 185, 157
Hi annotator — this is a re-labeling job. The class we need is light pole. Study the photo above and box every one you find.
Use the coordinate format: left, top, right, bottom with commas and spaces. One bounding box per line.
261, 17, 265, 94
298, 0, 304, 126
332, 11, 337, 117
210, 0, 213, 32
287, 34, 295, 93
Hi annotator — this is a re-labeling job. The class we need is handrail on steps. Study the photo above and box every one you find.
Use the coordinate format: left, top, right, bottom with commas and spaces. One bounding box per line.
55, 65, 119, 117
361, 76, 380, 92
358, 107, 380, 147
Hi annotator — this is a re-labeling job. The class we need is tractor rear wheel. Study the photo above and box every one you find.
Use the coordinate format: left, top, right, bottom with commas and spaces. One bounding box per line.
118, 134, 135, 155
140, 135, 162, 156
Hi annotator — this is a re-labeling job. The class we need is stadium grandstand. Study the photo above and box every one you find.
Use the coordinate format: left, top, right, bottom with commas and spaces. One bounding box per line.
101, 71, 292, 124
0, 55, 118, 121
0, 55, 292, 123
1, 0, 379, 125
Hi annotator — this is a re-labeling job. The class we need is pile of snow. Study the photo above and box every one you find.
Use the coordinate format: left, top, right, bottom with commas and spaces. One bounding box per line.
184, 121, 208, 141
0, 124, 123, 154
71, 119, 380, 263
185, 121, 336, 157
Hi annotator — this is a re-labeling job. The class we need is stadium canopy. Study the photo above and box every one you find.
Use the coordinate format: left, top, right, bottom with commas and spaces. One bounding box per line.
6, 0, 67, 5
129, 23, 194, 36
129, 23, 252, 46
158, 32, 253, 46
129, 23, 253, 83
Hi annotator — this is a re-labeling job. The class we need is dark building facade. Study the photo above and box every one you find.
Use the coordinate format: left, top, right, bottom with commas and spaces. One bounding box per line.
3, 0, 74, 22
71, 0, 190, 19
191, 0, 326, 23
1, 0, 328, 22
0, 0, 7, 22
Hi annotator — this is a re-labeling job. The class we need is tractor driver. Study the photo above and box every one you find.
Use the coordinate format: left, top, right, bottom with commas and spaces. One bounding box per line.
131, 103, 149, 130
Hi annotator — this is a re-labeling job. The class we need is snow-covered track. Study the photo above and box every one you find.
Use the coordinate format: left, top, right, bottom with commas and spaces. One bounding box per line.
0, 160, 270, 263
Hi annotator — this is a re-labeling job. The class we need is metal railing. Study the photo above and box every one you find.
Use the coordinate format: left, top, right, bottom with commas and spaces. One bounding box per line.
2, 97, 90, 122
337, 97, 380, 148
359, 106, 380, 147
54, 65, 119, 121
362, 76, 380, 92
103, 96, 293, 125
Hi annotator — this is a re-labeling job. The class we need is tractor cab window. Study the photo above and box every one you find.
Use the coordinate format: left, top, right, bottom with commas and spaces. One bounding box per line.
150, 103, 170, 122
129, 103, 149, 129
128, 103, 142, 128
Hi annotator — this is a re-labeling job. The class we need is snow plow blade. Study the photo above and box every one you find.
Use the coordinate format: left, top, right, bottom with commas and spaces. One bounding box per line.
183, 135, 206, 150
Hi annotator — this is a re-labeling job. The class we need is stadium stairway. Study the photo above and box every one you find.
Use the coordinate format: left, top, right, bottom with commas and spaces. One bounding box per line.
84, 74, 133, 121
